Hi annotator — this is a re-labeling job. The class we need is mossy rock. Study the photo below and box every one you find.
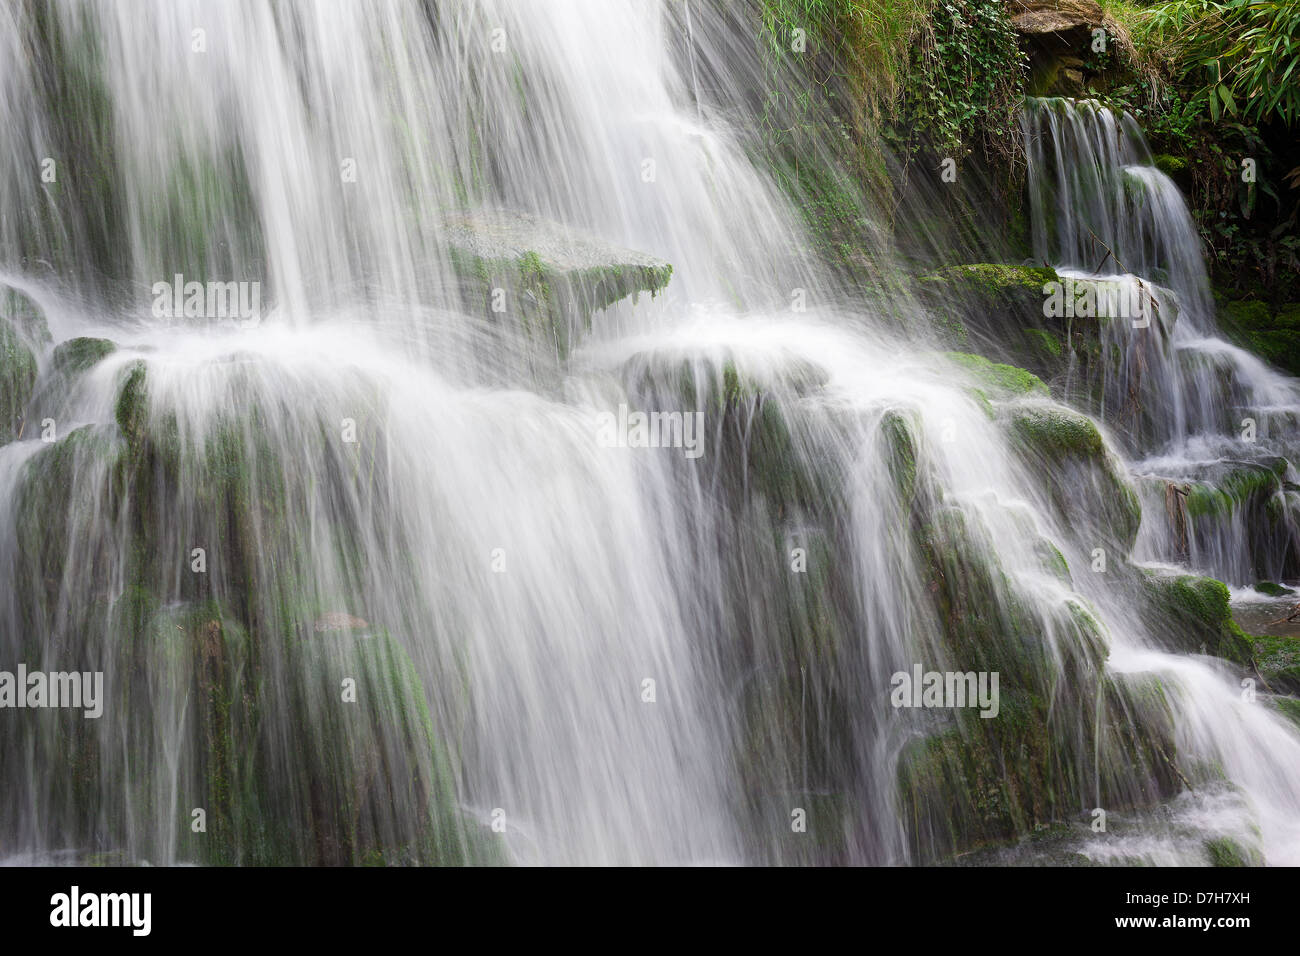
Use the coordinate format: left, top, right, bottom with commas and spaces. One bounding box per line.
114, 360, 150, 444
918, 263, 1058, 303
1141, 572, 1253, 666
1253, 582, 1295, 598
446, 212, 673, 357
1, 283, 51, 342
945, 352, 1051, 400
25, 337, 120, 425
914, 504, 1045, 682
1007, 404, 1140, 555
0, 284, 49, 444
914, 264, 1124, 402
274, 629, 496, 865
1204, 836, 1263, 867
1271, 696, 1300, 729
1217, 298, 1300, 376
896, 669, 1177, 863
1183, 461, 1283, 520
12, 424, 127, 642
1009, 404, 1105, 458
917, 266, 1066, 372
1247, 634, 1300, 695
617, 353, 835, 513
880, 409, 919, 504
52, 336, 116, 377
1152, 154, 1189, 177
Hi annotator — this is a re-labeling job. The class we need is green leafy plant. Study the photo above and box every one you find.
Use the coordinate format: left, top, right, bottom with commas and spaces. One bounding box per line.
1137, 0, 1300, 126
891, 0, 1028, 165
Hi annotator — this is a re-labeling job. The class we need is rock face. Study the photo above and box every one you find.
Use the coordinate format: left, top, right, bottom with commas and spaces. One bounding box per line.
1009, 1, 1107, 97
446, 211, 673, 357
0, 283, 51, 442
1010, 0, 1103, 36
914, 264, 1106, 402
1219, 299, 1300, 378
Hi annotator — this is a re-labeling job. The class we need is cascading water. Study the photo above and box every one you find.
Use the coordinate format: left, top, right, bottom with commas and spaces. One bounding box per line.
1, 2, 1298, 868
1024, 97, 1300, 589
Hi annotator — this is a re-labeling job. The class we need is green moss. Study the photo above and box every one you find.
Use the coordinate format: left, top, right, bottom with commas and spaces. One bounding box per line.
917, 264, 1059, 312
445, 214, 673, 357
12, 424, 126, 643
1253, 581, 1295, 598
913, 264, 1106, 392
52, 336, 116, 377
278, 629, 496, 865
1247, 634, 1300, 695
945, 352, 1050, 398
1183, 462, 1283, 520
114, 361, 149, 442
1035, 539, 1071, 583
1142, 572, 1253, 665
1272, 696, 1300, 729
1237, 329, 1300, 375
1009, 405, 1105, 458
1026, 327, 1064, 359
1152, 154, 1189, 177
880, 410, 919, 504
1204, 836, 1261, 867
1217, 298, 1300, 375
1221, 299, 1271, 329
1, 284, 51, 342
1275, 303, 1300, 328
1007, 404, 1140, 554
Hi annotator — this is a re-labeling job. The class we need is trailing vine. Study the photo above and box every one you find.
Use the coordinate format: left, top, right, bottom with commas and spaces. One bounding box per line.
888, 0, 1028, 168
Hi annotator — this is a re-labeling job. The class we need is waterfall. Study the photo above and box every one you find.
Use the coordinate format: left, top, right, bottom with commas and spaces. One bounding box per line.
1024, 97, 1300, 588
1, 2, 1298, 867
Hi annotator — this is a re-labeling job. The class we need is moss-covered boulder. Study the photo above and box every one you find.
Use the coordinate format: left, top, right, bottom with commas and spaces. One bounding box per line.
897, 668, 1179, 862
945, 351, 1051, 401
256, 628, 492, 866
1152, 153, 1189, 178
1158, 457, 1295, 583
916, 265, 1057, 352
114, 360, 150, 444
52, 336, 116, 377
1182, 460, 1285, 523
615, 351, 836, 513
22, 337, 121, 428
1007, 403, 1141, 556
1141, 572, 1253, 665
447, 212, 673, 357
12, 424, 127, 643
891, 402, 1180, 861
1247, 634, 1300, 695
1253, 582, 1296, 598
1217, 297, 1300, 376
914, 263, 1123, 402
0, 284, 52, 443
